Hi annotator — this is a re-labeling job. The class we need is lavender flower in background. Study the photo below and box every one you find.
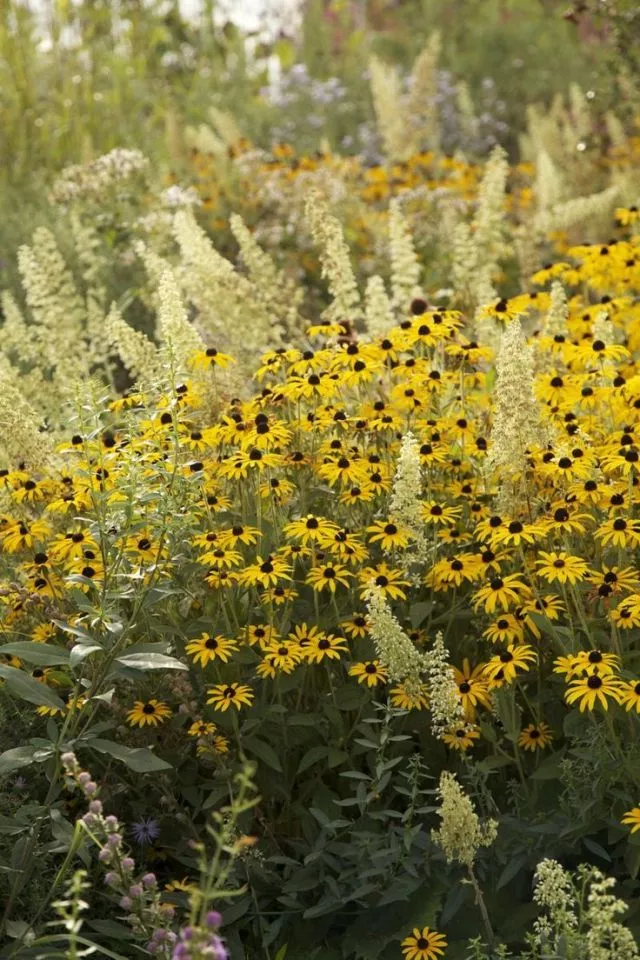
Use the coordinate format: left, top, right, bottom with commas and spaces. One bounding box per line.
264, 58, 510, 159
132, 817, 161, 845
262, 61, 353, 150
171, 912, 227, 960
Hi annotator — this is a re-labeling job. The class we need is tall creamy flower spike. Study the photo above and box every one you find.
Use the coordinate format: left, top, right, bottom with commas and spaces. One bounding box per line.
431, 771, 498, 867
389, 431, 428, 563
488, 317, 545, 497
305, 188, 362, 328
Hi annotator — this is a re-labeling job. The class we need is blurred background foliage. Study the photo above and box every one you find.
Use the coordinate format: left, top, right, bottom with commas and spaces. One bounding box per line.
0, 0, 636, 286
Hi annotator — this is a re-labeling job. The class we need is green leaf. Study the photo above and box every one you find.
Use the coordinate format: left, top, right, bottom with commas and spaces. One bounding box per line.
115, 652, 187, 671
497, 853, 528, 889
51, 619, 93, 641
440, 880, 470, 924
88, 738, 171, 772
297, 745, 327, 775
333, 685, 367, 710
244, 737, 283, 773
477, 755, 513, 774
32, 934, 130, 960
531, 752, 565, 780
5, 920, 31, 939
303, 899, 340, 919
86, 920, 135, 941
583, 837, 612, 862
0, 642, 70, 665
274, 946, 288, 960
410, 602, 432, 628
0, 665, 66, 709
0, 746, 37, 776
70, 643, 103, 667
326, 748, 348, 768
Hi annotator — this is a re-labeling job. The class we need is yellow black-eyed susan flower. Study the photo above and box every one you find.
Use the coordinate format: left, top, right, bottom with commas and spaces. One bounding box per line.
518, 722, 553, 751
127, 699, 172, 727
400, 926, 447, 960
348, 660, 388, 687
206, 683, 254, 712
185, 633, 239, 666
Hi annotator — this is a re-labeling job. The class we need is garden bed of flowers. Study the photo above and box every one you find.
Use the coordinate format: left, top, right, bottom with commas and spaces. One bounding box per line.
2, 2, 640, 959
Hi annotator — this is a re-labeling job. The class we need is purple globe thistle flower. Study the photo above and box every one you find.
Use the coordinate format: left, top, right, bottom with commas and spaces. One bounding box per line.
131, 817, 160, 845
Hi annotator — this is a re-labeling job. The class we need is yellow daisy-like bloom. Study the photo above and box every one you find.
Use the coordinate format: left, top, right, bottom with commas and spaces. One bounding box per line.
615, 205, 640, 226
484, 644, 537, 683
238, 554, 292, 588
348, 660, 388, 687
185, 633, 239, 666
542, 506, 591, 537
305, 632, 348, 663
191, 346, 235, 369
197, 734, 230, 756
31, 623, 57, 643
442, 724, 480, 751
306, 562, 352, 593
0, 519, 51, 553
453, 659, 492, 719
358, 564, 410, 601
610, 602, 640, 629
595, 516, 640, 549
217, 524, 262, 548
401, 926, 447, 960
204, 569, 239, 590
422, 501, 462, 526
342, 613, 369, 638
197, 546, 243, 570
587, 565, 639, 597
553, 655, 583, 680
389, 682, 430, 711
518, 722, 553, 751
489, 519, 546, 548
188, 720, 217, 737
535, 551, 589, 585
618, 680, 640, 713
366, 520, 411, 551
126, 699, 172, 727
49, 529, 98, 562
261, 585, 298, 605
36, 693, 87, 718
283, 514, 339, 544
621, 807, 640, 834
565, 673, 623, 712
242, 624, 279, 649
483, 615, 525, 644
164, 877, 196, 893
573, 649, 620, 677
206, 682, 254, 712
257, 639, 303, 676
320, 530, 369, 566
473, 574, 527, 613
